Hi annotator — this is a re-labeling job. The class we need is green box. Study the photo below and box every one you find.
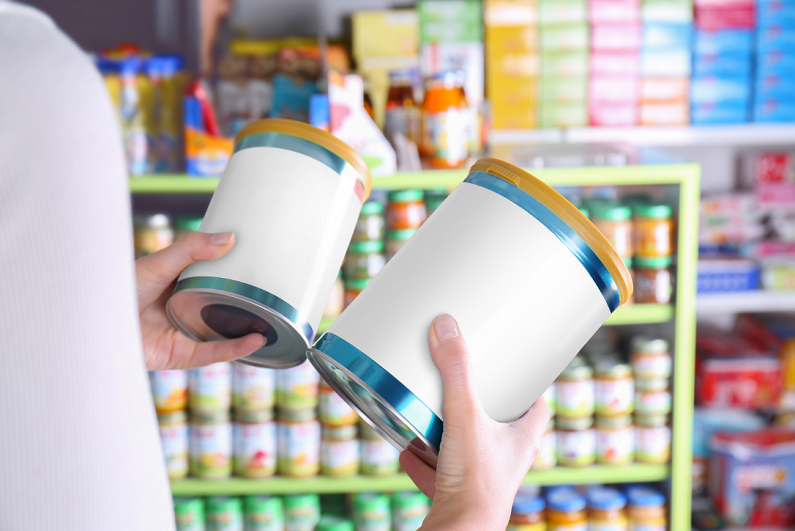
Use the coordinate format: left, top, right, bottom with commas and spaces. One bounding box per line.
641, 0, 693, 22
540, 23, 589, 52
538, 0, 587, 25
540, 78, 588, 104
419, 0, 483, 43
540, 51, 589, 78
539, 103, 588, 128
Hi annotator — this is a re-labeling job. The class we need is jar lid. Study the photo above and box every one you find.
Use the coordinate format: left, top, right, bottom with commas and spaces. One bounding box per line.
191, 410, 231, 424
207, 496, 242, 514
627, 487, 665, 508
278, 407, 317, 422
623, 256, 633, 268
135, 213, 170, 228
318, 516, 354, 531
360, 201, 384, 215
388, 189, 424, 203
547, 489, 586, 513
512, 493, 546, 515
596, 415, 632, 429
588, 487, 627, 511
590, 202, 632, 221
244, 495, 282, 514
158, 410, 187, 424
387, 228, 418, 241
322, 424, 358, 441
344, 277, 372, 291
557, 415, 593, 430
595, 360, 632, 379
234, 408, 274, 423
348, 240, 384, 254
635, 204, 672, 220
353, 492, 389, 512
173, 497, 204, 516
174, 215, 203, 232
635, 413, 668, 427
424, 189, 448, 200
635, 256, 672, 269
559, 363, 593, 381
635, 377, 670, 391
632, 337, 669, 354
284, 493, 320, 511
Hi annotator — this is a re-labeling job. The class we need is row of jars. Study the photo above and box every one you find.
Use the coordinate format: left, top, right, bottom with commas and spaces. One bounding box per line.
133, 213, 203, 259
174, 491, 430, 531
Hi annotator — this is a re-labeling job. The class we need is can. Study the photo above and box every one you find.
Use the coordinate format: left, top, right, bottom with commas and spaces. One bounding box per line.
167, 119, 372, 369
353, 493, 391, 531
150, 369, 188, 413
174, 497, 205, 531
206, 496, 244, 531
318, 516, 355, 531
319, 379, 358, 427
188, 362, 232, 414
321, 424, 360, 477
392, 492, 430, 531
244, 496, 284, 531
190, 410, 233, 478
158, 410, 189, 480
309, 159, 632, 467
277, 407, 321, 477
284, 493, 321, 531
232, 362, 275, 411
233, 409, 276, 478
275, 359, 319, 409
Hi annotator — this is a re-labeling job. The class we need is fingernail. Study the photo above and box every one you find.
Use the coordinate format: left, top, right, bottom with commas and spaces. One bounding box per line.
211, 232, 233, 245
433, 314, 459, 340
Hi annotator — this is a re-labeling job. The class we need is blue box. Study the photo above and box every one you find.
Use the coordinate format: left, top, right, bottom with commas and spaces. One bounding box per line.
757, 26, 795, 54
758, 0, 795, 28
691, 101, 750, 125
643, 23, 693, 49
691, 76, 751, 103
757, 50, 795, 77
640, 48, 692, 76
694, 52, 753, 77
754, 100, 795, 122
755, 74, 795, 99
695, 29, 754, 55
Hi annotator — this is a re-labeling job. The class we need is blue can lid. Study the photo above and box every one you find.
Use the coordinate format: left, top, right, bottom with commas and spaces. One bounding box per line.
512, 494, 545, 515
547, 489, 586, 512
627, 487, 665, 508
587, 487, 627, 511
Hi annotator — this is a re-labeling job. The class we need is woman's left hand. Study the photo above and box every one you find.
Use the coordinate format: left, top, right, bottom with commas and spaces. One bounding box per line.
136, 231, 266, 370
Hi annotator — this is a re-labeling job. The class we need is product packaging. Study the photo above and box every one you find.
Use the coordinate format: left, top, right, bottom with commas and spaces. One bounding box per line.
589, 0, 641, 23
352, 10, 419, 58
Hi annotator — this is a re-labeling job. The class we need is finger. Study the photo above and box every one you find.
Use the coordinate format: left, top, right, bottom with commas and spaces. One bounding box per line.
428, 314, 482, 421
136, 231, 235, 308
176, 332, 266, 369
508, 395, 550, 461
399, 450, 437, 500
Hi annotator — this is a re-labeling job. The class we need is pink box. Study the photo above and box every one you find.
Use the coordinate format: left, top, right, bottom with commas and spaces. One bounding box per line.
590, 75, 640, 103
695, 5, 756, 29
589, 0, 640, 23
591, 23, 642, 51
590, 101, 638, 126
591, 51, 640, 75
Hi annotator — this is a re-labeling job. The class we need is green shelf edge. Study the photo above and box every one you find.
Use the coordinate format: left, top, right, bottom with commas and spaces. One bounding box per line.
170, 465, 669, 496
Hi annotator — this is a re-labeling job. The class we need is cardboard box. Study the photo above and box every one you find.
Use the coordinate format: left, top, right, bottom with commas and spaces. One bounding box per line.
485, 25, 539, 53
642, 0, 694, 22
540, 51, 589, 77
758, 51, 795, 78
489, 77, 539, 104
590, 75, 641, 102
695, 28, 753, 54
487, 52, 541, 79
418, 0, 482, 43
591, 51, 641, 75
484, 0, 538, 26
540, 77, 588, 103
691, 100, 749, 124
538, 0, 587, 24
691, 75, 751, 103
539, 103, 588, 127
755, 75, 795, 100
539, 23, 589, 51
421, 42, 484, 105
589, 0, 641, 23
589, 101, 639, 126
757, 26, 795, 55
640, 101, 689, 124
694, 52, 753, 77
640, 48, 692, 76
591, 23, 642, 50
758, 0, 795, 27
353, 11, 419, 58
491, 100, 538, 129
641, 76, 690, 101
695, 5, 756, 30
642, 22, 694, 49
754, 100, 795, 123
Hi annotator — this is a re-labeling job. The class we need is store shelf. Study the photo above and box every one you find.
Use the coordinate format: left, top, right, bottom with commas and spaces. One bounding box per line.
170, 465, 669, 496
605, 304, 673, 325
696, 290, 795, 315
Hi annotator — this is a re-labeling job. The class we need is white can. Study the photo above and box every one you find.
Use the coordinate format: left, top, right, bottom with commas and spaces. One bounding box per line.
167, 119, 372, 368
308, 158, 632, 467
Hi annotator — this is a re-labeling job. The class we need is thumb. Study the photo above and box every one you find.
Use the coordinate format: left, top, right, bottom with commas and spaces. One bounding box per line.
428, 314, 483, 422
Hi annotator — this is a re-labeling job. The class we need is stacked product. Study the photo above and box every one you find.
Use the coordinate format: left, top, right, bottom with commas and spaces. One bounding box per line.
133, 213, 203, 259
588, 0, 642, 126
344, 200, 387, 309
484, 0, 539, 129
318, 378, 360, 477
385, 190, 426, 263
275, 361, 321, 478
639, 0, 693, 126
691, 0, 755, 124
754, 0, 795, 122
538, 0, 589, 128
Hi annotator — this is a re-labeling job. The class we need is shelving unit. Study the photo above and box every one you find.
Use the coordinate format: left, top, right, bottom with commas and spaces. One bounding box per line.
132, 163, 699, 531
697, 291, 795, 315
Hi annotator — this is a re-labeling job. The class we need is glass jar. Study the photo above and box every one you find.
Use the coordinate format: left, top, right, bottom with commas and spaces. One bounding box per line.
133, 213, 173, 258
344, 240, 386, 280
324, 272, 345, 319
634, 204, 673, 258
634, 256, 672, 304
206, 496, 244, 531
385, 69, 420, 144
547, 489, 588, 531
507, 493, 546, 531
174, 215, 203, 241
588, 487, 628, 531
284, 493, 321, 531
627, 488, 667, 531
352, 201, 385, 242
232, 362, 275, 411
353, 493, 391, 531
385, 228, 418, 261
174, 497, 205, 531
590, 203, 633, 259
344, 278, 372, 309
233, 408, 276, 478
631, 338, 672, 380
319, 379, 358, 427
158, 410, 188, 480
635, 377, 671, 416
392, 492, 431, 531
556, 361, 595, 418
150, 369, 188, 413
275, 359, 319, 409
421, 71, 469, 169
596, 414, 635, 466
245, 495, 284, 531
556, 415, 596, 468
635, 414, 671, 464
360, 422, 400, 476
277, 407, 320, 477
531, 418, 557, 470
543, 383, 556, 417
321, 424, 360, 477
595, 361, 634, 416
318, 516, 355, 531
386, 189, 426, 230
188, 362, 231, 414
424, 189, 448, 217
189, 410, 232, 479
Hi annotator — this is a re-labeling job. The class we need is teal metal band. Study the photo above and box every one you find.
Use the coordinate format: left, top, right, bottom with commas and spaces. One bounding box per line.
174, 276, 314, 343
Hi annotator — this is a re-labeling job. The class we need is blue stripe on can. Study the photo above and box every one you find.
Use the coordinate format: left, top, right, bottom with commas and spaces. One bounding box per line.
465, 171, 621, 312
234, 132, 348, 175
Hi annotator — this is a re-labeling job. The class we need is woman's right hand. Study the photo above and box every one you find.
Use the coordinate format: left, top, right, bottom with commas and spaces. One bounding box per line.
400, 314, 550, 531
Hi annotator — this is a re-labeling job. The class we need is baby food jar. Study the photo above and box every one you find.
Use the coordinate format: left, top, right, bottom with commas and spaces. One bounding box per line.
354, 493, 392, 531
543, 383, 556, 417
423, 189, 448, 218
507, 493, 546, 531
174, 497, 204, 531
588, 487, 628, 531
392, 492, 431, 531
150, 369, 188, 413
321, 424, 360, 477
343, 278, 371, 309
233, 408, 276, 478
244, 495, 284, 531
595, 414, 635, 466
206, 496, 244, 531
134, 213, 174, 258
324, 272, 345, 319
590, 203, 633, 259
344, 240, 386, 280
634, 257, 672, 304
277, 407, 320, 477
275, 359, 319, 409
385, 229, 418, 262
635, 378, 671, 416
594, 361, 634, 416
635, 414, 671, 464
631, 338, 671, 380
634, 204, 673, 258
318, 516, 355, 531
353, 201, 385, 242
627, 488, 667, 531
531, 418, 557, 470
232, 362, 275, 411
421, 71, 469, 169
386, 189, 426, 230
556, 361, 595, 418
190, 410, 232, 479
174, 215, 204, 241
360, 421, 400, 476
188, 362, 232, 414
284, 494, 321, 531
557, 415, 596, 468
547, 489, 588, 531
319, 379, 358, 427
158, 410, 189, 480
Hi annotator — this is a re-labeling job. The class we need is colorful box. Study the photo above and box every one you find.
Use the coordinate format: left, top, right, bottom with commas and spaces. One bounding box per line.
758, 0, 795, 27
591, 51, 641, 74
754, 100, 795, 123
643, 22, 694, 49
640, 101, 689, 124
418, 0, 482, 43
693, 52, 753, 76
540, 51, 589, 77
487, 53, 541, 79
641, 76, 690, 101
758, 51, 795, 77
540, 78, 588, 103
538, 0, 588, 24
539, 23, 589, 51
485, 25, 539, 53
540, 103, 588, 127
695, 28, 754, 54
491, 100, 538, 129
589, 101, 639, 126
757, 26, 795, 54
589, 0, 641, 23
484, 0, 538, 26
642, 0, 694, 22
640, 48, 692, 76
691, 101, 749, 124
695, 4, 756, 30
691, 76, 751, 102
490, 78, 539, 106
591, 23, 642, 50
589, 75, 641, 102
352, 11, 419, 58
755, 75, 795, 100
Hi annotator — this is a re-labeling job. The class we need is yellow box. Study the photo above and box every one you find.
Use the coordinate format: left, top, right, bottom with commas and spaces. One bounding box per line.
484, 0, 538, 26
486, 25, 539, 54
488, 77, 539, 105
487, 51, 541, 79
353, 10, 419, 58
491, 100, 539, 129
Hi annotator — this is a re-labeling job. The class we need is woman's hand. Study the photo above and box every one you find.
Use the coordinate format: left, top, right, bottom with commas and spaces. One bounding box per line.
136, 231, 266, 371
400, 314, 550, 531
